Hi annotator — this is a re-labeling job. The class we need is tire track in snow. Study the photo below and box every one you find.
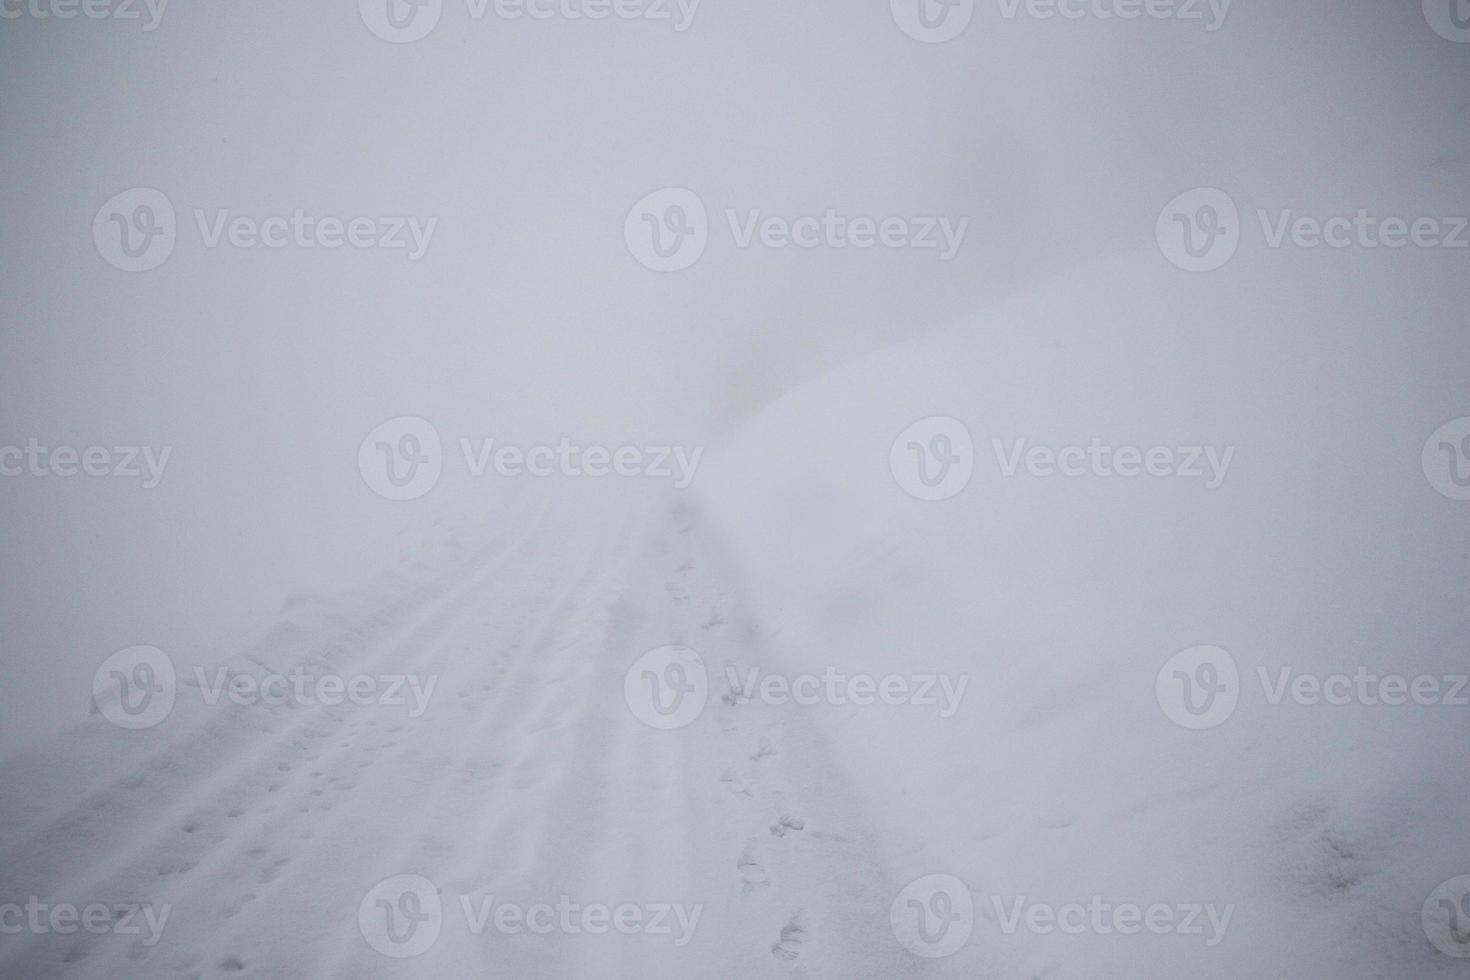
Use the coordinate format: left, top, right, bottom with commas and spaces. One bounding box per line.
0, 497, 554, 978
2, 489, 930, 979
307, 490, 646, 979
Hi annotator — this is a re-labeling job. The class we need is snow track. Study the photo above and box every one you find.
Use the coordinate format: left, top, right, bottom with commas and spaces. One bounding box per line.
0, 487, 924, 979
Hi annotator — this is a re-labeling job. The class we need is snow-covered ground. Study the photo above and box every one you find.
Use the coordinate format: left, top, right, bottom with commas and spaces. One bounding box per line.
695, 205, 1470, 975
6, 219, 1469, 976
0, 482, 932, 978
4, 2, 1470, 978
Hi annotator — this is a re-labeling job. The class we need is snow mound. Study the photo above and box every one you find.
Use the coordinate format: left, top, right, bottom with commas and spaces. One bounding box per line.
696, 211, 1470, 977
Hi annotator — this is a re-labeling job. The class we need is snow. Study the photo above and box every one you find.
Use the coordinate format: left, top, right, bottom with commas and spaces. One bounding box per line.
696, 228, 1470, 976
3, 1, 1469, 977
6, 227, 1466, 975
0, 483, 928, 977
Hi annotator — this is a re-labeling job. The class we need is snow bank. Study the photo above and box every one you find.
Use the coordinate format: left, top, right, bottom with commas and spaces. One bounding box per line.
695, 194, 1470, 976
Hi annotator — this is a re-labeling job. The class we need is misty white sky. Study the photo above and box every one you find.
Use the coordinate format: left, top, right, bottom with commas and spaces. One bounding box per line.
1, 1, 1467, 751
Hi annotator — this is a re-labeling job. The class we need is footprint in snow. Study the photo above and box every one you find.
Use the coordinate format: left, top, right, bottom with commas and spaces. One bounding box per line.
737, 840, 770, 895
771, 910, 808, 962
770, 793, 805, 837
720, 768, 753, 798
721, 660, 750, 706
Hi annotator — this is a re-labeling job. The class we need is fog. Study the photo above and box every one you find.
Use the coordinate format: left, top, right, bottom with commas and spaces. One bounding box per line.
2, 1, 1468, 976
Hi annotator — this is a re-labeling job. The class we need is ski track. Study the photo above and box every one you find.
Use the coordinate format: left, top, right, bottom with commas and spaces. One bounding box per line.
0, 488, 928, 980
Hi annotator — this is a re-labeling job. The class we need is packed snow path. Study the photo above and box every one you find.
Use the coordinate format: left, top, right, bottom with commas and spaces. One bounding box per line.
0, 488, 926, 979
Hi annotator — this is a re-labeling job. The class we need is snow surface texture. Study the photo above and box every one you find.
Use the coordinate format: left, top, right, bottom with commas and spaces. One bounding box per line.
1, 484, 929, 978
4, 1, 1470, 978
5, 231, 1469, 976
697, 235, 1470, 977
